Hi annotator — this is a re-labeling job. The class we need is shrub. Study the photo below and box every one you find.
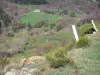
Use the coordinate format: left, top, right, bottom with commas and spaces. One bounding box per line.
70, 12, 76, 17
7, 32, 14, 37
0, 58, 10, 74
46, 48, 72, 68
44, 10, 55, 14
27, 22, 32, 31
49, 22, 56, 29
0, 58, 10, 68
65, 42, 75, 51
56, 24, 64, 31
80, 24, 95, 35
80, 24, 100, 35
62, 10, 68, 15
23, 45, 28, 50
34, 20, 48, 28
12, 22, 26, 32
76, 36, 90, 48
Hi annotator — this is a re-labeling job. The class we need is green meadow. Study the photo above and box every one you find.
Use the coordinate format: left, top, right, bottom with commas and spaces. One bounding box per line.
20, 12, 62, 25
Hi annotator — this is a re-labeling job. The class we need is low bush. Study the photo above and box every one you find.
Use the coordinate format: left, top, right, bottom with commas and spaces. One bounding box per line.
49, 22, 56, 29
44, 10, 56, 14
80, 24, 100, 35
34, 20, 48, 28
46, 47, 73, 68
12, 22, 26, 32
65, 42, 75, 50
0, 58, 10, 68
76, 36, 90, 48
7, 32, 14, 37
0, 58, 10, 74
23, 45, 28, 51
61, 10, 68, 15
70, 12, 76, 17
56, 24, 64, 31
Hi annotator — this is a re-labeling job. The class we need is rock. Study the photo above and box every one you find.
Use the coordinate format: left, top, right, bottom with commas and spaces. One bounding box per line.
5, 67, 41, 75
93, 31, 96, 35
5, 69, 21, 75
27, 74, 31, 75
5, 71, 16, 75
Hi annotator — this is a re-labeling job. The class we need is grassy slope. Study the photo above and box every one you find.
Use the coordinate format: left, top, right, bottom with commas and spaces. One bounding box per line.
16, 28, 73, 58
71, 33, 100, 75
20, 12, 62, 25
42, 32, 100, 75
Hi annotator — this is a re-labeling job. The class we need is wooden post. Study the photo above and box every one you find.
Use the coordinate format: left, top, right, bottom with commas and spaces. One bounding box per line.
91, 20, 98, 32
72, 25, 79, 42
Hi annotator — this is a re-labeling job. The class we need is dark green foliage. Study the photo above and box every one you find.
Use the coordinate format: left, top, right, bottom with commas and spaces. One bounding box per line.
0, 52, 11, 73
34, 20, 48, 28
8, 0, 48, 5
77, 36, 90, 48
62, 10, 68, 15
80, 24, 100, 35
0, 58, 10, 67
7, 32, 14, 37
56, 24, 64, 31
44, 10, 56, 14
70, 12, 76, 17
27, 22, 32, 31
12, 22, 26, 32
0, 58, 10, 74
49, 22, 56, 29
34, 20, 57, 29
46, 47, 73, 68
65, 42, 75, 51
0, 8, 11, 27
23, 45, 28, 50
0, 8, 11, 34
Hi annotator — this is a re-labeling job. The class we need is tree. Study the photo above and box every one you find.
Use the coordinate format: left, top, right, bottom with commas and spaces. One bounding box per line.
8, 0, 48, 5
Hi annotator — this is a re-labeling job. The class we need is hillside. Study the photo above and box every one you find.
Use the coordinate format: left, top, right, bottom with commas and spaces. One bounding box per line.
4, 31, 100, 75
0, 0, 100, 75
0, 0, 30, 23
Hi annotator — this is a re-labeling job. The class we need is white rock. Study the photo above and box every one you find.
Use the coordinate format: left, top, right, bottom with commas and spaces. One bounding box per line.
33, 9, 40, 12
11, 69, 15, 71
5, 71, 16, 75
93, 31, 96, 35
27, 74, 31, 75
30, 68, 37, 73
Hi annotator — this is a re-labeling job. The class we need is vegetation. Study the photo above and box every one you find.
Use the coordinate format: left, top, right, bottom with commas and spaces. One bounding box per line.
0, 0, 100, 75
0, 58, 10, 69
12, 22, 26, 32
46, 47, 73, 68
70, 12, 76, 17
34, 20, 48, 28
0, 8, 11, 27
8, 0, 48, 5
0, 8, 11, 34
0, 52, 11, 74
20, 12, 62, 25
80, 24, 100, 35
56, 24, 64, 31
77, 36, 90, 48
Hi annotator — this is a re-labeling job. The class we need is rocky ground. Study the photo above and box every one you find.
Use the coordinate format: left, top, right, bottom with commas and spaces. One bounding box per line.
5, 56, 45, 75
